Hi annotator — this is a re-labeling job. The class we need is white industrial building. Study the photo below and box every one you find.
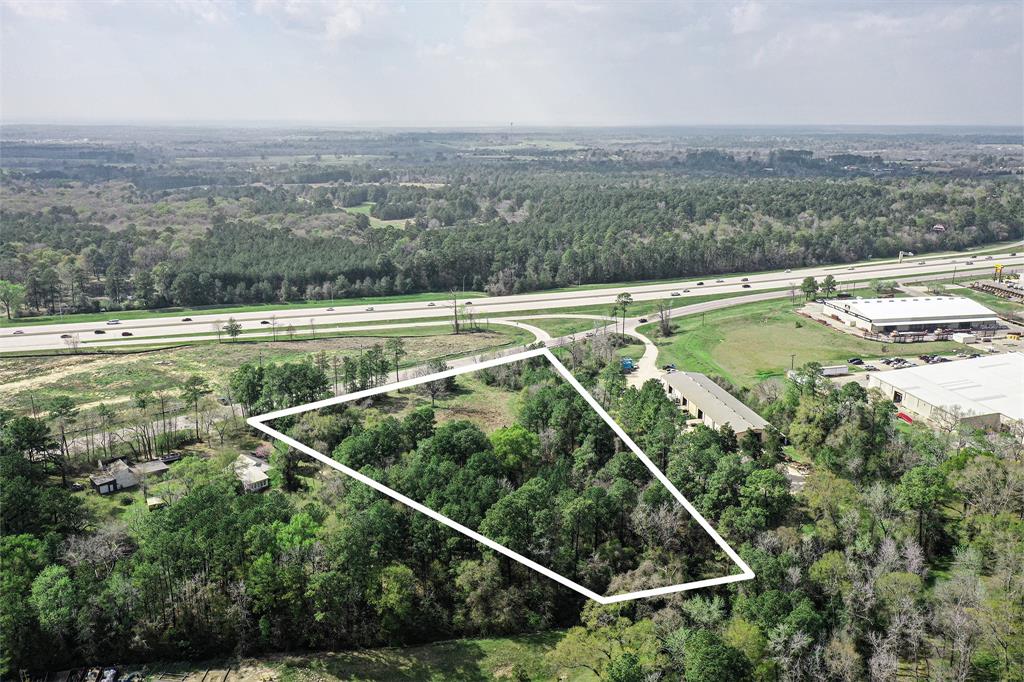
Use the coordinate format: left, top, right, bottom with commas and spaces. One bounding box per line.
822, 296, 999, 335
866, 352, 1024, 430
663, 372, 769, 439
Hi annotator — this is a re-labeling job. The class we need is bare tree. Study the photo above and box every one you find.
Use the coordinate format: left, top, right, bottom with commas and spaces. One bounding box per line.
450, 289, 460, 334
656, 300, 673, 336
63, 333, 81, 354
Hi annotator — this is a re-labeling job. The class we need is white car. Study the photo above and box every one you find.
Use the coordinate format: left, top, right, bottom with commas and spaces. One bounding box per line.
106, 319, 121, 325
785, 268, 792, 273
366, 306, 375, 311
12, 330, 24, 335
427, 302, 436, 307
671, 291, 681, 296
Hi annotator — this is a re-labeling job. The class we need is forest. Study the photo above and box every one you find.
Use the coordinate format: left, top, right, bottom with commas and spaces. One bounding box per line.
1, 126, 1022, 319
2, 333, 1021, 680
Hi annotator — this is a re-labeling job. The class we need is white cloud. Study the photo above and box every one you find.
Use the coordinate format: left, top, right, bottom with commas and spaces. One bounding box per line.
730, 1, 764, 34
2, 0, 72, 21
252, 0, 382, 41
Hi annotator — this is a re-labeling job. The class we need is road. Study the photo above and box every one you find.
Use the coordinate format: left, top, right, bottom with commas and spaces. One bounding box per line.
3, 247, 1021, 353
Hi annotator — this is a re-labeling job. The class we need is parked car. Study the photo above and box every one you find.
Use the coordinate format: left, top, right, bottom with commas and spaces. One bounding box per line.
121, 331, 133, 337
848, 357, 864, 365
662, 363, 677, 370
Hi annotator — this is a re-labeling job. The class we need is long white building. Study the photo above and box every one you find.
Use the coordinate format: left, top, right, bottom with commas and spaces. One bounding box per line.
866, 352, 1024, 430
822, 296, 998, 334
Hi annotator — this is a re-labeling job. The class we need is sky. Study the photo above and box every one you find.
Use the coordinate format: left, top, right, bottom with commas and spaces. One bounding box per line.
1, 0, 1021, 127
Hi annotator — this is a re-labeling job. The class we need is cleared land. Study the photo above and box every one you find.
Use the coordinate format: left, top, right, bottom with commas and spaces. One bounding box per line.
343, 201, 412, 228
0, 328, 527, 417
640, 297, 961, 386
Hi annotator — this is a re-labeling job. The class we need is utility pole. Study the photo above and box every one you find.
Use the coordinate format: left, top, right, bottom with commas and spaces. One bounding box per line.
790, 354, 796, 370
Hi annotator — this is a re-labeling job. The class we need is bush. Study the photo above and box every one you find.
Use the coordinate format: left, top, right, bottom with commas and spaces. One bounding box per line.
120, 494, 134, 506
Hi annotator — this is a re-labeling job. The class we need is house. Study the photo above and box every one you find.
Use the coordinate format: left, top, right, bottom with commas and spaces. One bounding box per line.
662, 372, 769, 439
232, 453, 271, 493
89, 460, 139, 495
90, 458, 171, 495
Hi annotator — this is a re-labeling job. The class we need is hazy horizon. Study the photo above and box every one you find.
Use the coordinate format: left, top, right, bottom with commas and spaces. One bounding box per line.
1, 1, 1022, 127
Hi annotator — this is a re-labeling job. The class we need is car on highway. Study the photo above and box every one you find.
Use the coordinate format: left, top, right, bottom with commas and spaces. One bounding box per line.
985, 255, 994, 260
1011, 253, 1018, 256
427, 302, 436, 306
60, 333, 71, 339
181, 317, 192, 322
260, 320, 270, 325
785, 268, 792, 273
847, 267, 855, 270
94, 330, 106, 334
106, 319, 121, 325
741, 284, 751, 288
326, 307, 335, 311
966, 261, 974, 265
671, 291, 681, 296
13, 330, 24, 335
683, 289, 690, 292
697, 281, 704, 285
466, 301, 473, 305
716, 279, 724, 283
741, 277, 749, 281
121, 331, 133, 337
918, 260, 926, 264
365, 307, 374, 311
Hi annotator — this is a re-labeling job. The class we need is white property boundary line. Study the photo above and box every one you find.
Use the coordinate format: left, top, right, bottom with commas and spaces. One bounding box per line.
247, 347, 755, 603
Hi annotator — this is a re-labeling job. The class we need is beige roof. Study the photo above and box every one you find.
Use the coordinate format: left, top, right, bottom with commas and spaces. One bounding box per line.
868, 352, 1024, 423
663, 372, 769, 433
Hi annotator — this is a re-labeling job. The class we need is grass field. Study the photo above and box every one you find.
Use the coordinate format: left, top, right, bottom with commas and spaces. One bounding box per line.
943, 284, 1024, 317
523, 317, 610, 337
0, 327, 530, 417
639, 297, 960, 386
342, 202, 412, 228
139, 630, 592, 682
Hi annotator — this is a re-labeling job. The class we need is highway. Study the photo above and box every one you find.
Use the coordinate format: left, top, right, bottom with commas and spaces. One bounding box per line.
2, 247, 1021, 353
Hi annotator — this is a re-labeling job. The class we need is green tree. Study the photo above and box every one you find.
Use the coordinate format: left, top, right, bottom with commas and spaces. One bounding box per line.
180, 374, 212, 442
683, 630, 751, 682
821, 274, 838, 298
385, 337, 406, 383
896, 465, 950, 553
800, 276, 819, 301
615, 291, 633, 334
223, 317, 243, 341
0, 280, 27, 319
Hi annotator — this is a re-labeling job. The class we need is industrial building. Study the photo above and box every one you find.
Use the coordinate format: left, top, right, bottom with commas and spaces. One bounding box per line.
821, 296, 999, 335
866, 352, 1024, 430
663, 371, 769, 438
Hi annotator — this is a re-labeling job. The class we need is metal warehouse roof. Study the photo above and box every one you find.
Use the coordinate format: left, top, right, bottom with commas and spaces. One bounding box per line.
824, 296, 998, 325
663, 372, 769, 433
868, 352, 1024, 422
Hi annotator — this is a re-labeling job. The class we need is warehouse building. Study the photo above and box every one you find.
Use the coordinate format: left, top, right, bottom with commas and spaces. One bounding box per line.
663, 372, 769, 439
866, 352, 1024, 430
821, 296, 998, 335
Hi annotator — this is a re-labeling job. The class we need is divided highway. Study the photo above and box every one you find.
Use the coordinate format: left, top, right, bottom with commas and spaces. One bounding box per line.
2, 248, 1021, 353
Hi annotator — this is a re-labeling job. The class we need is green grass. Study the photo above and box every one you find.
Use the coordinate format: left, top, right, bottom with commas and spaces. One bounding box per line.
639, 297, 961, 387
0, 328, 532, 418
522, 317, 609, 337
343, 202, 411, 228
940, 285, 1024, 317
142, 630, 590, 682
